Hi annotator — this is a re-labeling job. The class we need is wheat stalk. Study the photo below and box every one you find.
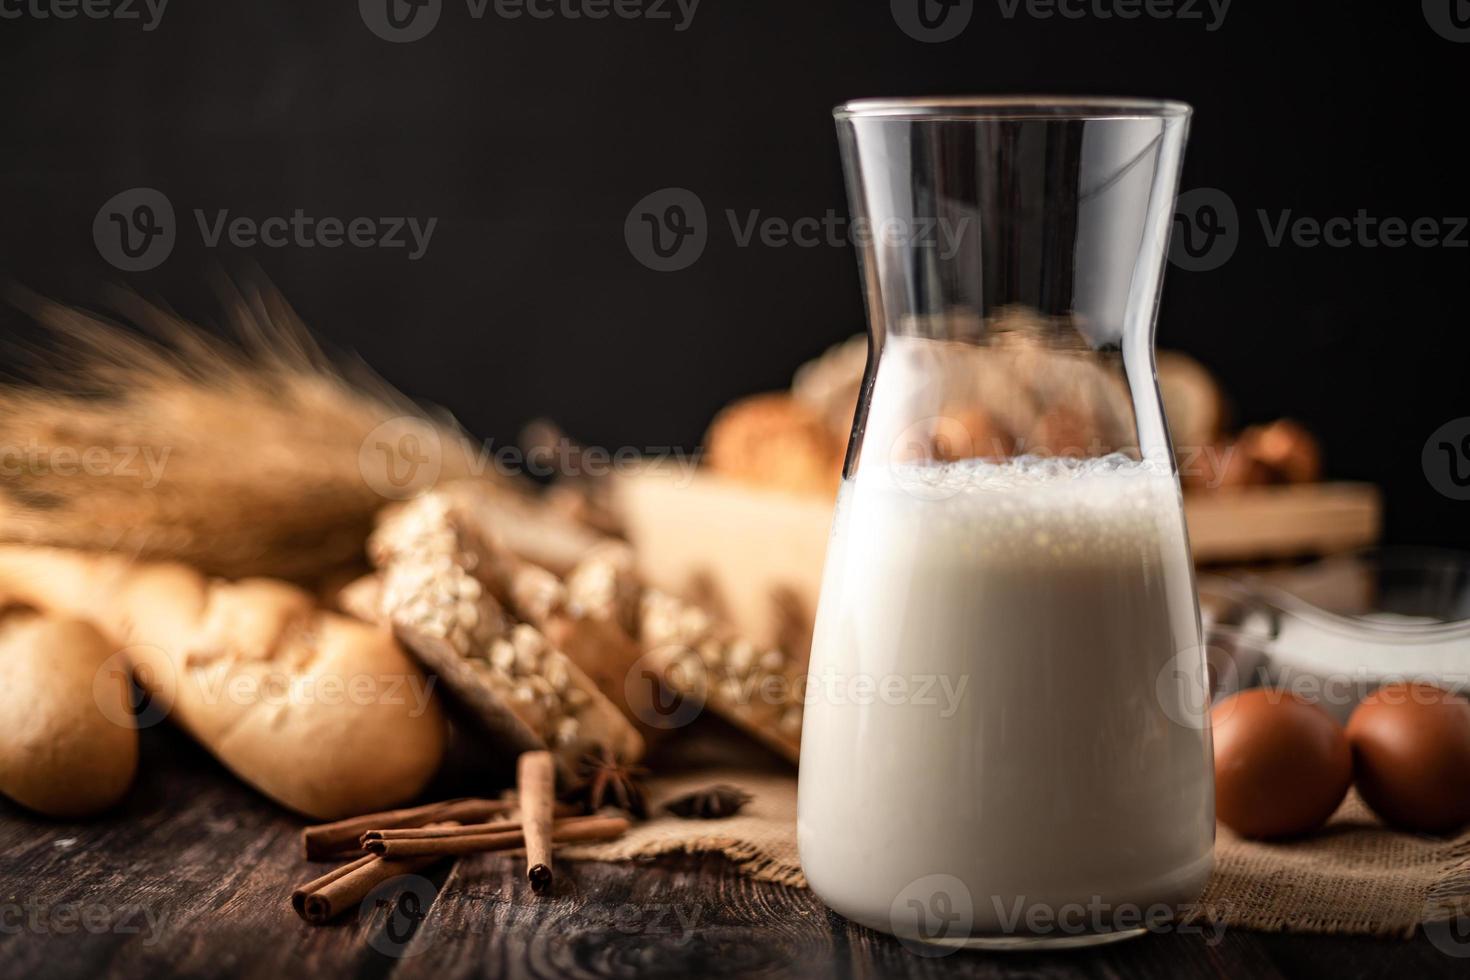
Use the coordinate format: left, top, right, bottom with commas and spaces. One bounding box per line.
0, 280, 504, 580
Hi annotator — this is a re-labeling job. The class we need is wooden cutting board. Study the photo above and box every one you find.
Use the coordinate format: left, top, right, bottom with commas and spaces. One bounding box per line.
613, 468, 1381, 653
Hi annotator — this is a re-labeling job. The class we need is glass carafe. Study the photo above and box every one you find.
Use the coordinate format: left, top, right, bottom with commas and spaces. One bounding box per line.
797, 97, 1214, 950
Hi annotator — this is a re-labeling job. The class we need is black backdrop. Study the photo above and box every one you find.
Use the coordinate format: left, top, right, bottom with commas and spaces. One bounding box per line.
2, 1, 1467, 547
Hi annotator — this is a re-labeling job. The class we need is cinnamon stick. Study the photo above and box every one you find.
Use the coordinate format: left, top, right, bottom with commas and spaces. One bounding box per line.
518, 750, 556, 894
364, 815, 629, 859
291, 854, 376, 918
363, 817, 522, 843
301, 797, 511, 860
293, 853, 443, 924
358, 804, 578, 845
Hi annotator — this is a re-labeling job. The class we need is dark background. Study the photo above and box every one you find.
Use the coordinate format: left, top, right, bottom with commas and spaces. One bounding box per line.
1, 1, 1466, 547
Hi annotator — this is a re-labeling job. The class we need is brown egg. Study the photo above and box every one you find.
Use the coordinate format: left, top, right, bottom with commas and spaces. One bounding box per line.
1346, 683, 1470, 834
1211, 689, 1353, 839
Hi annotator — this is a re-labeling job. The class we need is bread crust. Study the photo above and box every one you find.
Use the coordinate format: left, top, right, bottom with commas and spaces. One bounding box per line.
0, 546, 446, 820
0, 611, 138, 817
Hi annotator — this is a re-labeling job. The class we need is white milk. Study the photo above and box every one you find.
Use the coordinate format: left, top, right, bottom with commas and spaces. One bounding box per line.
797, 455, 1215, 943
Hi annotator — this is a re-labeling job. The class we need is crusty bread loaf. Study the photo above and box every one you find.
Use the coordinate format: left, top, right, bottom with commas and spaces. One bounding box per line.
364, 495, 645, 772
0, 546, 446, 820
0, 610, 138, 817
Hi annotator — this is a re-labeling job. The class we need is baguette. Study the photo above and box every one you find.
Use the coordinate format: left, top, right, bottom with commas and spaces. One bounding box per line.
0, 546, 446, 819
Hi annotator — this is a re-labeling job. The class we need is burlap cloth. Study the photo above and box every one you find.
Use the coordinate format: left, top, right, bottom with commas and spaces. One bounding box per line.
566, 767, 1470, 938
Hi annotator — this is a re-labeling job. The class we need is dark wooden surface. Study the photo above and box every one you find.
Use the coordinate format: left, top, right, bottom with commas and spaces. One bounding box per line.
0, 727, 1452, 980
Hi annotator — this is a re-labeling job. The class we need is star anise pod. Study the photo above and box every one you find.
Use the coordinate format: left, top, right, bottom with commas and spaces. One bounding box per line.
664, 784, 752, 820
564, 745, 649, 819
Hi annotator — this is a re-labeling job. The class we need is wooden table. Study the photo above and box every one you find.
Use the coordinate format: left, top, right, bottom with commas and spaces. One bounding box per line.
0, 727, 1452, 980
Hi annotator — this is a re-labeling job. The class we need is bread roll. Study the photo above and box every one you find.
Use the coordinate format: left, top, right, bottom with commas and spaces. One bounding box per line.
0, 547, 446, 820
705, 393, 843, 496
0, 610, 138, 817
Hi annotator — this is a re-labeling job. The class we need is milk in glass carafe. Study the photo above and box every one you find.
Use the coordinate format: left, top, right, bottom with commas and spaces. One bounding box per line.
797, 97, 1214, 950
